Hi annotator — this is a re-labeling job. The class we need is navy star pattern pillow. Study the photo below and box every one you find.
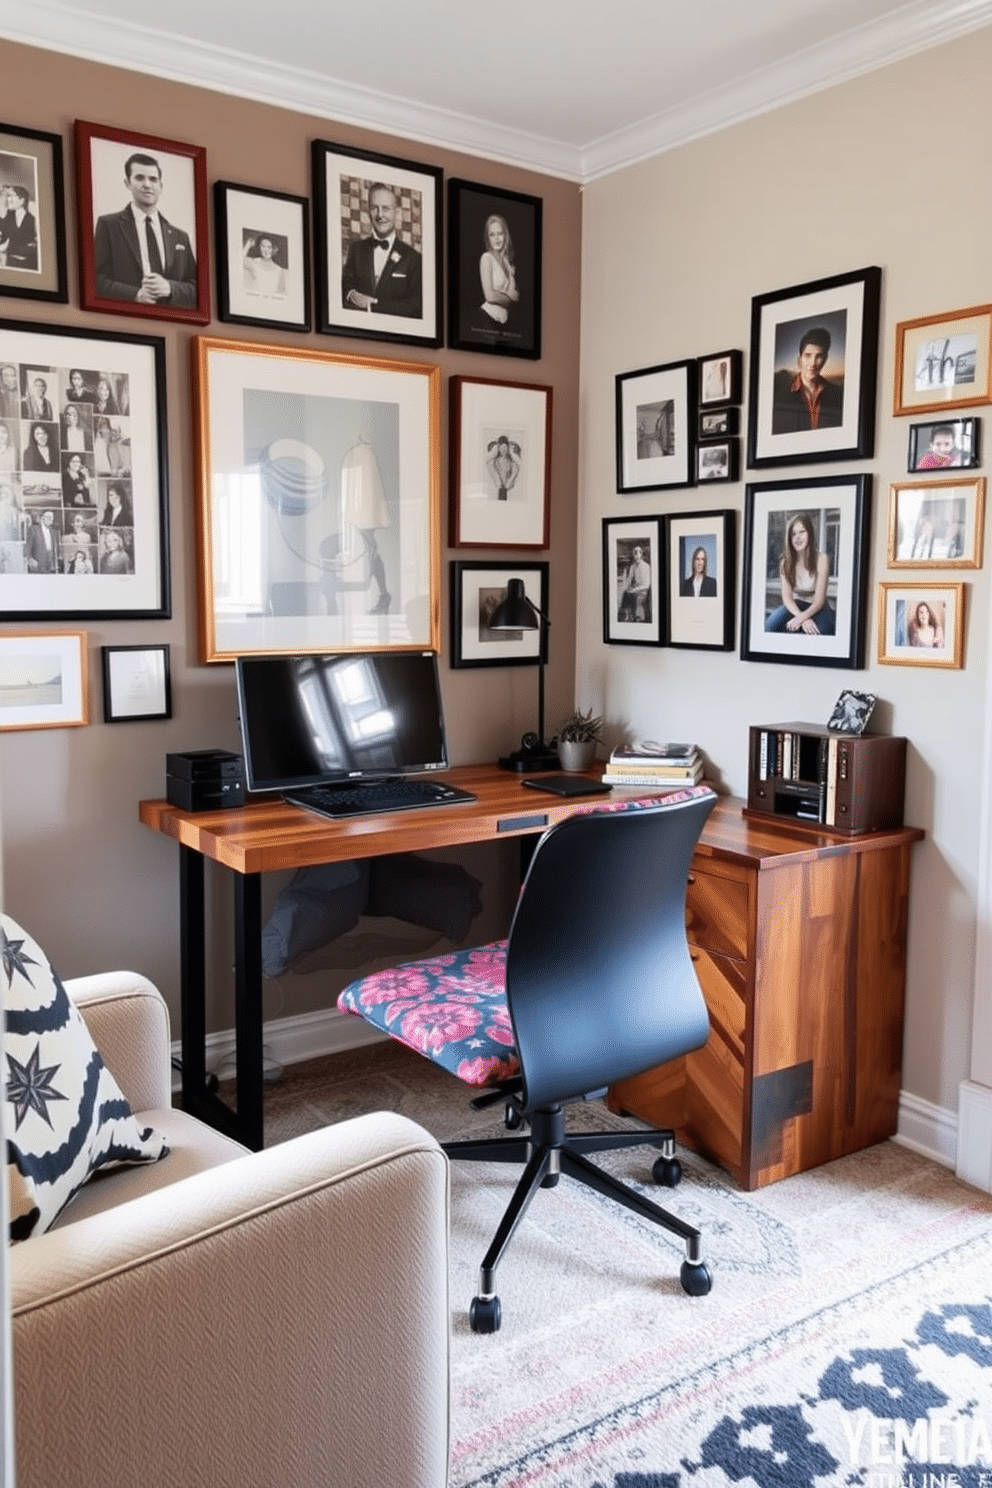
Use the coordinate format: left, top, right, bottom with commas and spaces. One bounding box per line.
3, 912, 167, 1241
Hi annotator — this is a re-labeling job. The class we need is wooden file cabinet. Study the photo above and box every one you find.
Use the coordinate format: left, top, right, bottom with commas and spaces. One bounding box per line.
609, 797, 923, 1190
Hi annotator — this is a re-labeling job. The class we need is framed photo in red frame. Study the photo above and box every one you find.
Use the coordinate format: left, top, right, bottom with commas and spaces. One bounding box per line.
74, 120, 210, 325
449, 375, 551, 548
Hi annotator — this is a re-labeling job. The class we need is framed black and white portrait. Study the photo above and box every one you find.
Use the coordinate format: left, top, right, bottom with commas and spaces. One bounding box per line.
214, 181, 310, 332
449, 375, 551, 548
0, 122, 67, 303
447, 179, 542, 359
602, 515, 663, 646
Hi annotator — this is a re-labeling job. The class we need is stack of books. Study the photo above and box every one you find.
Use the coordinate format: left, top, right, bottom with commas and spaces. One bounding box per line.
602, 741, 704, 788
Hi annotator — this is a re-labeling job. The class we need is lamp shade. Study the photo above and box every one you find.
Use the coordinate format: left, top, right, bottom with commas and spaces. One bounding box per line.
489, 578, 538, 631
340, 439, 390, 531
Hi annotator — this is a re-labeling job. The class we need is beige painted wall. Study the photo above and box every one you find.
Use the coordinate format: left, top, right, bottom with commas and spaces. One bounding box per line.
578, 28, 992, 1116
0, 42, 582, 1033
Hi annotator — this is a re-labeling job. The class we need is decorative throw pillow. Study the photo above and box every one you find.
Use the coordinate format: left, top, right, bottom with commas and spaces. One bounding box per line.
3, 913, 168, 1242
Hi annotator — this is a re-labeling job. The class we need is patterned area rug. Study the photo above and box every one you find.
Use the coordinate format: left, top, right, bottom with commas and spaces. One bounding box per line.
262, 1042, 992, 1488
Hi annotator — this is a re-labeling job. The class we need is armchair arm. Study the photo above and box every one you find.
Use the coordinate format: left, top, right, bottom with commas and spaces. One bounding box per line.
66, 970, 172, 1111
12, 1111, 449, 1488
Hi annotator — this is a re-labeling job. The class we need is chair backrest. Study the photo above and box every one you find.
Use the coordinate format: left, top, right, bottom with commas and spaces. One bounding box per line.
505, 788, 717, 1112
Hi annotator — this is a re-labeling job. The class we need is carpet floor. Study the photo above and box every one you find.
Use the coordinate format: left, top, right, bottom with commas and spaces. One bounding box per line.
261, 1042, 992, 1488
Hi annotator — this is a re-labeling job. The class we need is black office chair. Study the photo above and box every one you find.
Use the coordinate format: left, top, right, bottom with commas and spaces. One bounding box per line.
338, 785, 717, 1332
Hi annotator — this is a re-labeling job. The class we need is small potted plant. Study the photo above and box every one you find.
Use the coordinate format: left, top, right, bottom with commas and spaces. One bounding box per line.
554, 707, 603, 773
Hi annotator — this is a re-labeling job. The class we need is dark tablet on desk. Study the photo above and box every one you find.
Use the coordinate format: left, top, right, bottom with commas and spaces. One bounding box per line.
521, 775, 612, 798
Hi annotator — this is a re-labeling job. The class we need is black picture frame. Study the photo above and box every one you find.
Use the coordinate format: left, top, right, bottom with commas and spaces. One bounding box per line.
907, 417, 980, 473
101, 643, 172, 722
0, 316, 170, 620
311, 139, 442, 348
741, 474, 872, 669
213, 181, 310, 332
447, 179, 542, 359
74, 120, 210, 325
746, 265, 882, 469
615, 359, 697, 493
450, 560, 549, 668
664, 509, 736, 651
601, 515, 664, 646
0, 122, 68, 303
698, 349, 742, 407
696, 438, 739, 485
699, 406, 739, 439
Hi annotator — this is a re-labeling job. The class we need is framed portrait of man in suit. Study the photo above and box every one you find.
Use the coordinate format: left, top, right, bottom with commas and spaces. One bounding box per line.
74, 120, 210, 325
312, 139, 442, 349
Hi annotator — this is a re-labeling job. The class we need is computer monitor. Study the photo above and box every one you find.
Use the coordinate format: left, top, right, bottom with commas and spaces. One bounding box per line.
235, 650, 450, 793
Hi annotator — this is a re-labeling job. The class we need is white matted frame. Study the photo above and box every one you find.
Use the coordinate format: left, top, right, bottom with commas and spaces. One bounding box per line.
878, 582, 965, 668
101, 643, 171, 721
0, 630, 87, 731
888, 477, 985, 569
213, 181, 310, 332
192, 336, 440, 662
664, 509, 736, 651
449, 375, 551, 548
894, 304, 992, 416
615, 360, 695, 493
450, 560, 548, 667
601, 516, 663, 646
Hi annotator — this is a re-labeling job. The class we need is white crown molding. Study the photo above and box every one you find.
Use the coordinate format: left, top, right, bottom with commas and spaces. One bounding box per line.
3, 0, 992, 183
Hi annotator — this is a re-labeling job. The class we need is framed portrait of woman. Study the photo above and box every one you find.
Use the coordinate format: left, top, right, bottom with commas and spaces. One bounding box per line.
740, 474, 872, 669
447, 179, 542, 359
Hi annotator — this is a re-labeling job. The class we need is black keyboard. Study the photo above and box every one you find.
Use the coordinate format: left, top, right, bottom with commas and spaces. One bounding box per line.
283, 777, 477, 820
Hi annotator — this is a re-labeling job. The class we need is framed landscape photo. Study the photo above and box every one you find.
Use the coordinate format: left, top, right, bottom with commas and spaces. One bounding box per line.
449, 375, 551, 548
888, 476, 985, 569
74, 120, 210, 324
616, 359, 696, 493
0, 630, 87, 732
214, 181, 310, 332
192, 335, 441, 662
894, 304, 992, 416
907, 416, 979, 473
741, 473, 872, 669
664, 508, 735, 651
878, 582, 964, 668
101, 643, 171, 722
698, 349, 742, 407
311, 139, 442, 348
0, 317, 169, 620
0, 122, 67, 303
601, 515, 663, 646
447, 179, 542, 359
450, 560, 548, 668
746, 265, 882, 468
696, 438, 739, 484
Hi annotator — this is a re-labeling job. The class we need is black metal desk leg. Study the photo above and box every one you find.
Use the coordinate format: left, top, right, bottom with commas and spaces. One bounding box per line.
233, 871, 265, 1151
179, 845, 207, 1116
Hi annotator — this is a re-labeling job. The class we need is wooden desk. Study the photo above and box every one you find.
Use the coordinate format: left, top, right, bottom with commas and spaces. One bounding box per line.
141, 774, 921, 1177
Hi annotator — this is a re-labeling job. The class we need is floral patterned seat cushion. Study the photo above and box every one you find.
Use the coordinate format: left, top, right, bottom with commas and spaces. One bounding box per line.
337, 941, 519, 1088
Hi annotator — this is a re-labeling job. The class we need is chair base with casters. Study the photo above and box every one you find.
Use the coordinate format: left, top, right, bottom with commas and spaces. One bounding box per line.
337, 785, 718, 1333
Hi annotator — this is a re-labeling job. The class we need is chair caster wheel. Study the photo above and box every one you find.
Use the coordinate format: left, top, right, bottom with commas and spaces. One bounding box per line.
652, 1155, 682, 1187
680, 1260, 712, 1296
504, 1102, 522, 1130
470, 1295, 501, 1333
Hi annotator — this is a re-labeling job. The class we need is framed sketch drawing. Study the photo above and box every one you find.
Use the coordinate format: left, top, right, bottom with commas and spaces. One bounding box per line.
746, 265, 881, 468
449, 376, 551, 548
878, 582, 964, 668
450, 560, 548, 667
0, 317, 170, 620
664, 509, 735, 651
74, 120, 210, 324
311, 139, 441, 348
192, 336, 441, 662
0, 122, 67, 302
214, 181, 310, 332
447, 179, 542, 359
101, 643, 171, 722
601, 516, 663, 646
888, 477, 984, 569
741, 474, 872, 669
0, 631, 88, 731
894, 304, 992, 416
616, 359, 696, 493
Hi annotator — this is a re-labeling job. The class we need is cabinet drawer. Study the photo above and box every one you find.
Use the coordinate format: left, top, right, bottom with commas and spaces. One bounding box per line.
686, 867, 749, 960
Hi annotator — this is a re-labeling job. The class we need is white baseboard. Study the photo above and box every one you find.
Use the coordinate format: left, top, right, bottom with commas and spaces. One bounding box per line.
956, 1079, 992, 1193
171, 1006, 385, 1092
894, 1088, 958, 1170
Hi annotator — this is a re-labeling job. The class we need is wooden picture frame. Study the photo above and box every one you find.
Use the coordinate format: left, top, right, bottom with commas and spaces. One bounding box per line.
74, 120, 210, 324
0, 316, 170, 620
311, 139, 441, 348
877, 582, 965, 668
741, 474, 872, 669
697, 349, 742, 407
907, 416, 979, 473
192, 335, 441, 662
615, 359, 696, 493
449, 375, 551, 548
0, 630, 87, 731
746, 265, 881, 468
0, 121, 67, 303
887, 477, 985, 569
601, 515, 663, 646
101, 643, 171, 722
664, 508, 736, 651
213, 181, 310, 332
894, 304, 992, 416
447, 179, 542, 359
450, 560, 549, 667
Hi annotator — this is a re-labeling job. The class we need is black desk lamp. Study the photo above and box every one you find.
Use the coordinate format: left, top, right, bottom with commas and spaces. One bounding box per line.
489, 577, 559, 772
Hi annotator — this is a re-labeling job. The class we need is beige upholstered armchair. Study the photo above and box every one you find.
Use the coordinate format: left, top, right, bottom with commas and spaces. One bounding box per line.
9, 972, 450, 1488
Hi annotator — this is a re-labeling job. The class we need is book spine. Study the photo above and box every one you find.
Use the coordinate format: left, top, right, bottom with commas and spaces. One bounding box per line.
759, 730, 768, 781
602, 772, 702, 788
825, 736, 838, 826
605, 762, 699, 778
